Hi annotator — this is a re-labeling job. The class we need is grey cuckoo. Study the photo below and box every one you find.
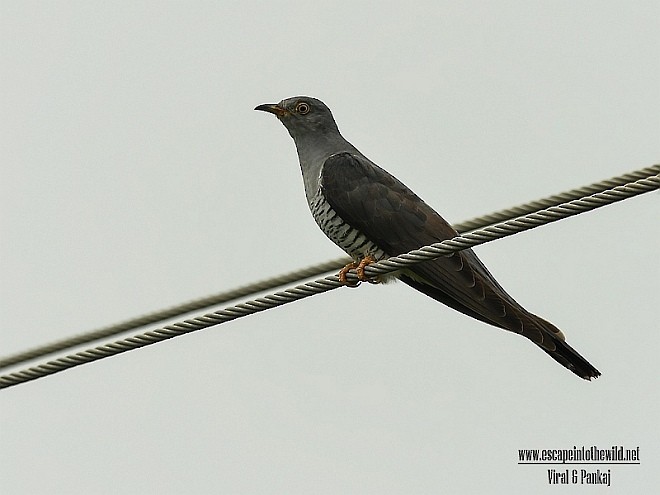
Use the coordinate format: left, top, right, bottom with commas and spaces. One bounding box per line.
255, 96, 600, 380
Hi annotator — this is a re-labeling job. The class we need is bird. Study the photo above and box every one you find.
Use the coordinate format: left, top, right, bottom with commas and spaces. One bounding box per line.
255, 96, 600, 380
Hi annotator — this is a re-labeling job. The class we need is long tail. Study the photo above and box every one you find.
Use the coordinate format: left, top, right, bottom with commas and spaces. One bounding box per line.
399, 274, 601, 380
537, 333, 601, 380
525, 312, 601, 380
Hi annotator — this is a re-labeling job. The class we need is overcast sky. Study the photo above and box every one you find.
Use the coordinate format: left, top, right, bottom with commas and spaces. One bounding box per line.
1, 2, 659, 494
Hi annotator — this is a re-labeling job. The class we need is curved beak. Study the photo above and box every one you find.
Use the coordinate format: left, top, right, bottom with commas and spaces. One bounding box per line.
254, 103, 288, 117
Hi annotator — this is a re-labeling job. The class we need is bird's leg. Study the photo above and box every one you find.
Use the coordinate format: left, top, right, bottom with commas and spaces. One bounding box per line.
338, 261, 360, 286
356, 255, 379, 283
338, 255, 380, 286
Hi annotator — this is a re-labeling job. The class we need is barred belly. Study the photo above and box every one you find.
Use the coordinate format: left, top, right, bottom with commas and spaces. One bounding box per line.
309, 191, 386, 260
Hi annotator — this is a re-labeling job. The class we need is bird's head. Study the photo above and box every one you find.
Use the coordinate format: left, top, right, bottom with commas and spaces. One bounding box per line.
255, 96, 340, 140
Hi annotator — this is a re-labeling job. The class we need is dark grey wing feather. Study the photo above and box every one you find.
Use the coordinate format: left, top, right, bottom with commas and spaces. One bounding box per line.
320, 152, 529, 332
321, 152, 600, 380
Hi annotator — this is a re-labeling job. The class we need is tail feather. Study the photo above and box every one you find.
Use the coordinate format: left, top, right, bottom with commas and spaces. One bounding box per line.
399, 274, 601, 380
539, 336, 601, 380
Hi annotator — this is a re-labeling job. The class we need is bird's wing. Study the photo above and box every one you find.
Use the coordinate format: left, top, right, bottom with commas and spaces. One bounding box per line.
320, 152, 601, 380
320, 152, 557, 346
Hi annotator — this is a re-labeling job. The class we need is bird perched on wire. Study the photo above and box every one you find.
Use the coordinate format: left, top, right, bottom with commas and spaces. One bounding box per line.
256, 96, 600, 380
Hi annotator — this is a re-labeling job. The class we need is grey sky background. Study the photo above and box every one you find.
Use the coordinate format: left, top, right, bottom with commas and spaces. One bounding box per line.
1, 2, 659, 494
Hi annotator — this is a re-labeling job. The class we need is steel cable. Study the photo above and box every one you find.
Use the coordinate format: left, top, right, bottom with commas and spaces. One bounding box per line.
1, 164, 656, 370
0, 173, 657, 389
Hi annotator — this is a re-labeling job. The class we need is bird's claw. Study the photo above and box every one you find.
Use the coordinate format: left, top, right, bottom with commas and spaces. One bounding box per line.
338, 261, 359, 287
338, 256, 380, 287
356, 255, 380, 283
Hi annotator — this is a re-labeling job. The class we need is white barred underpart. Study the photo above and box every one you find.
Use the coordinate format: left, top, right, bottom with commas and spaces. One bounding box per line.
309, 189, 386, 261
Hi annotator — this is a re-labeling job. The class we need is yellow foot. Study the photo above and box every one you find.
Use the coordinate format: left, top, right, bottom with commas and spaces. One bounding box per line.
338, 255, 380, 286
338, 261, 359, 286
356, 255, 379, 283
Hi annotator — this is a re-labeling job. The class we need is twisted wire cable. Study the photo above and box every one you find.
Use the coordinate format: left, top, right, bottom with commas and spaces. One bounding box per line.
0, 259, 346, 369
1, 165, 656, 370
453, 165, 659, 232
1, 173, 657, 390
360, 175, 659, 278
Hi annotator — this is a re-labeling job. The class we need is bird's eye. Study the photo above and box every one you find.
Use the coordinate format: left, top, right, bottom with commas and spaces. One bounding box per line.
296, 102, 310, 115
